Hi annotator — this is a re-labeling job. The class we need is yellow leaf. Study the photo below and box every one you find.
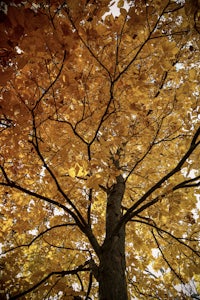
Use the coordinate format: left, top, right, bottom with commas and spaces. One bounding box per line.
189, 69, 196, 81
68, 167, 76, 178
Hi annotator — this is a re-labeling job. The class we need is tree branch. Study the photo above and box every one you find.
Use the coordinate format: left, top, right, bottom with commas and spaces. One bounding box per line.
173, 175, 200, 189
151, 229, 185, 284
131, 218, 200, 257
114, 1, 171, 83
85, 272, 93, 300
0, 169, 84, 230
29, 113, 101, 256
64, 4, 112, 80
33, 49, 67, 110
9, 261, 91, 300
2, 223, 76, 254
29, 126, 87, 227
0, 165, 101, 256
113, 126, 200, 234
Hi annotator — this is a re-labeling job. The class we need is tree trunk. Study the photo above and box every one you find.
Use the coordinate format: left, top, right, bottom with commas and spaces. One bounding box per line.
98, 174, 128, 300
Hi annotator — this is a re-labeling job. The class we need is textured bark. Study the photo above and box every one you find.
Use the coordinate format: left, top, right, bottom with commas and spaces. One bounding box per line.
98, 174, 128, 300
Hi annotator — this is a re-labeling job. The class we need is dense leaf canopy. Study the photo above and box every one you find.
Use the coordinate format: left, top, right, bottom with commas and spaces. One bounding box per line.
0, 0, 200, 299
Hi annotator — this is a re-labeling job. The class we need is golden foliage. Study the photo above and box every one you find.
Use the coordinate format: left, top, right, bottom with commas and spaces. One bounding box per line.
0, 0, 200, 299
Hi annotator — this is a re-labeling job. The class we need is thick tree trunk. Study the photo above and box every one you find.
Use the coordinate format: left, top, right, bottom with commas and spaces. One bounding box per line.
98, 174, 128, 300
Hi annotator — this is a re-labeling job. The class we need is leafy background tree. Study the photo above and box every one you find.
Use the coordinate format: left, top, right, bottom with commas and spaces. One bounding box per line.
0, 0, 200, 299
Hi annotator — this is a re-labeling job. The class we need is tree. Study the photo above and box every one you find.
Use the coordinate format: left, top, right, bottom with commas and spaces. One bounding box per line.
0, 0, 200, 299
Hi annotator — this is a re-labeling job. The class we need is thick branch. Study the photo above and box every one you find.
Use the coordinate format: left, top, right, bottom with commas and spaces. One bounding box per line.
132, 172, 200, 219
131, 218, 200, 257
0, 170, 84, 230
2, 223, 76, 254
29, 114, 101, 256
125, 127, 199, 217
30, 131, 87, 227
113, 126, 200, 235
0, 166, 101, 256
9, 261, 91, 300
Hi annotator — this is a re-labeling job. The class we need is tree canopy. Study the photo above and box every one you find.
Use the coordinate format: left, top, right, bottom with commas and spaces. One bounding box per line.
0, 0, 200, 299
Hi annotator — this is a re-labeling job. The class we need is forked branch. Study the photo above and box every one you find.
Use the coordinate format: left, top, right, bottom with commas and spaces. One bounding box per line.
9, 261, 91, 300
112, 125, 200, 235
2, 223, 76, 255
131, 218, 200, 257
0, 166, 101, 256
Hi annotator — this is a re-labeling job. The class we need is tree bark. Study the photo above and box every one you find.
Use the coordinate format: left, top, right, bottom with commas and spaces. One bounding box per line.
98, 174, 128, 300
